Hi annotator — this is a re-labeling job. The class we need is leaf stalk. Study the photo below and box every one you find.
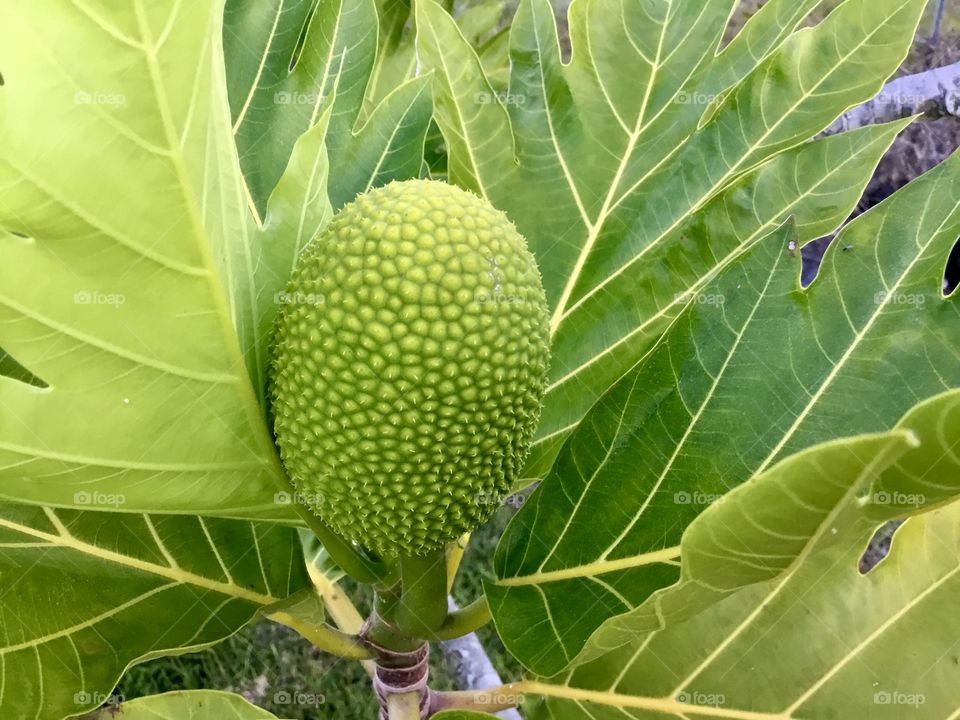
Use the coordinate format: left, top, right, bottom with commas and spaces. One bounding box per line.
267, 609, 375, 661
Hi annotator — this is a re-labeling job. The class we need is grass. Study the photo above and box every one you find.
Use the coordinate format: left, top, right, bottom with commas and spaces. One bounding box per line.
114, 507, 521, 719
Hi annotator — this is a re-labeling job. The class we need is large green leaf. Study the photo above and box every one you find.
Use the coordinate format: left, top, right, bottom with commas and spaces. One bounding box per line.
0, 0, 362, 521
0, 505, 306, 720
489, 141, 960, 674
224, 0, 433, 215
576, 390, 960, 664
92, 691, 282, 719
517, 390, 960, 718
0, 0, 294, 518
0, 10, 324, 716
416, 0, 927, 478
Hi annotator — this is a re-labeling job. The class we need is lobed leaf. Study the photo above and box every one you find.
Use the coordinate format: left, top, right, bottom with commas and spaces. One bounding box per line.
416, 0, 927, 478
224, 0, 433, 215
0, 0, 302, 519
521, 390, 960, 718
0, 505, 306, 719
491, 141, 960, 674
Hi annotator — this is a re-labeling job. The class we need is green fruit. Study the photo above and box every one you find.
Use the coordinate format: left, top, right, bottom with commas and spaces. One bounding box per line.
270, 179, 550, 557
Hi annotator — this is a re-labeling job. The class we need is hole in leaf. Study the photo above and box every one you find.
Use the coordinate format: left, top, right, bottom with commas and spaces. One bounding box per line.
942, 236, 960, 296
859, 520, 904, 575
289, 0, 322, 71
800, 236, 832, 288
0, 347, 49, 389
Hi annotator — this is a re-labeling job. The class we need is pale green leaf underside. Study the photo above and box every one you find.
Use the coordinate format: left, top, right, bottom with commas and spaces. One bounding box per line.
92, 691, 283, 719
523, 391, 960, 719
0, 504, 306, 719
491, 138, 960, 674
416, 0, 926, 478
0, 0, 301, 520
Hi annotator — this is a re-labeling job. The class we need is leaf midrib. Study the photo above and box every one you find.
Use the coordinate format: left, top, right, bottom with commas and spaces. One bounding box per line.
131, 0, 288, 489
496, 545, 681, 587
516, 680, 790, 719
547, 0, 674, 334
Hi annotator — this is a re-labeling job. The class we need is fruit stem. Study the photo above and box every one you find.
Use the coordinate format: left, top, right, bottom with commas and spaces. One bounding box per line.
432, 596, 492, 641
366, 587, 424, 653
394, 550, 450, 638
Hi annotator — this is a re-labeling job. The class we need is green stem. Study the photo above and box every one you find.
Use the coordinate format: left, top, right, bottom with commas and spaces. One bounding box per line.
366, 587, 423, 653
431, 686, 525, 714
433, 596, 491, 641
307, 566, 376, 676
394, 550, 449, 638
267, 609, 374, 661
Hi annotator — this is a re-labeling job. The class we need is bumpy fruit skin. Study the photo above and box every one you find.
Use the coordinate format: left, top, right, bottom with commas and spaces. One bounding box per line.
270, 179, 549, 557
